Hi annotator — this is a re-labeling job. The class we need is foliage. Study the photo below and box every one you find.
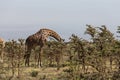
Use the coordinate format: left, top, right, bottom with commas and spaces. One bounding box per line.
0, 25, 120, 80
4, 39, 25, 78
30, 70, 39, 77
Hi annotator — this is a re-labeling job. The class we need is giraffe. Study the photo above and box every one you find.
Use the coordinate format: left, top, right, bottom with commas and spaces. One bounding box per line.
24, 28, 63, 67
0, 38, 5, 63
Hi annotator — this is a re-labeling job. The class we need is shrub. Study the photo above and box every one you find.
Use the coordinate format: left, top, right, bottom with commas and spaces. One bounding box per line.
30, 71, 39, 77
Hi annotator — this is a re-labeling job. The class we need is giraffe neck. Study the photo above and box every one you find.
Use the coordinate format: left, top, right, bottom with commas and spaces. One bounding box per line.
36, 28, 62, 42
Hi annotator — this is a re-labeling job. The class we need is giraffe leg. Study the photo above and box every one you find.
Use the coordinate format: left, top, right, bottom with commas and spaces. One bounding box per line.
34, 52, 37, 68
24, 54, 28, 66
38, 47, 42, 67
24, 53, 27, 66
25, 57, 27, 66
24, 53, 30, 67
38, 52, 41, 67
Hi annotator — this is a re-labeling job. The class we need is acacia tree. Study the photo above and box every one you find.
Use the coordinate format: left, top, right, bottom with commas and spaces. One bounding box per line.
85, 25, 116, 79
69, 34, 89, 74
117, 26, 120, 35
116, 26, 120, 71
85, 24, 98, 42
97, 26, 116, 72
42, 40, 65, 70
5, 39, 25, 78
5, 40, 17, 77
85, 25, 115, 56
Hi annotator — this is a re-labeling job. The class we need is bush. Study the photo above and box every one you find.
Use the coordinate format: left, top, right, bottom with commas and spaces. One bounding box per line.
112, 71, 120, 80
30, 71, 39, 77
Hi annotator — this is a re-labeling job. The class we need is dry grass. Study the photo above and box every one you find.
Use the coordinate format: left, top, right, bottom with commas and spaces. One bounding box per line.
0, 60, 69, 80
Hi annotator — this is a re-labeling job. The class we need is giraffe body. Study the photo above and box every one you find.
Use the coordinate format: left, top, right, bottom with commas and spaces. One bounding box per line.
24, 28, 62, 67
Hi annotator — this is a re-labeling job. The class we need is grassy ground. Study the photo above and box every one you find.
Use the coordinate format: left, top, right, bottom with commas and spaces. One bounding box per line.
0, 53, 119, 80
0, 60, 119, 80
0, 67, 69, 80
0, 60, 69, 80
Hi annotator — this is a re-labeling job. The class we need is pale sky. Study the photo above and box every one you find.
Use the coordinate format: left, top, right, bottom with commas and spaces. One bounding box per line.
0, 0, 120, 41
